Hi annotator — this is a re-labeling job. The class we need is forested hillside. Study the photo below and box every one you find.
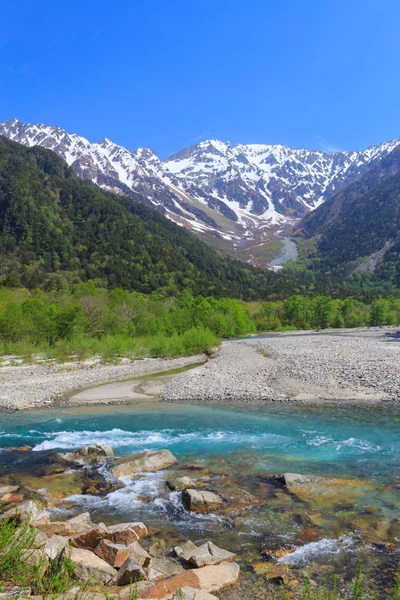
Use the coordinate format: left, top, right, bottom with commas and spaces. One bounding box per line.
294, 146, 400, 286
0, 137, 276, 298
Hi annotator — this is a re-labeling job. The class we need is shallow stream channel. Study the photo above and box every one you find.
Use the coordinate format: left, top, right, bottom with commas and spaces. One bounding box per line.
1, 396, 400, 597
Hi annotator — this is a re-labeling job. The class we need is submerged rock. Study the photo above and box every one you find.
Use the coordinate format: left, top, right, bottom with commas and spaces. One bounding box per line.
113, 450, 177, 478
274, 473, 326, 487
264, 564, 289, 585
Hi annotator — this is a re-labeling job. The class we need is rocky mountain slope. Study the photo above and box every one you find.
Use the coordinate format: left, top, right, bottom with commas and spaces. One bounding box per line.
0, 136, 277, 297
1, 118, 399, 265
294, 146, 400, 285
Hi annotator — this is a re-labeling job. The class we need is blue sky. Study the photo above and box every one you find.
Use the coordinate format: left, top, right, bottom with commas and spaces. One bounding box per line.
1, 0, 400, 158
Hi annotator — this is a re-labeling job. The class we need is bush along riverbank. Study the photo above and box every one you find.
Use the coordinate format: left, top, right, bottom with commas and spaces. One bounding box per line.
0, 284, 399, 364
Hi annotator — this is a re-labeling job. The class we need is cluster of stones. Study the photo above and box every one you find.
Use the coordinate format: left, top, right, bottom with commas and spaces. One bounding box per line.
0, 445, 243, 600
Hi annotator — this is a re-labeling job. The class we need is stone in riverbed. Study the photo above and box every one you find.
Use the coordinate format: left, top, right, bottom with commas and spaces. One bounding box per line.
182, 489, 223, 512
108, 521, 147, 543
77, 444, 114, 458
95, 539, 131, 568
44, 535, 69, 560
174, 540, 197, 559
264, 564, 289, 585
166, 475, 196, 491
137, 561, 240, 599
274, 473, 325, 487
1, 500, 49, 524
70, 548, 117, 585
36, 521, 76, 537
127, 541, 151, 567
21, 549, 49, 577
116, 557, 146, 586
113, 450, 177, 478
67, 512, 93, 533
176, 588, 219, 600
147, 557, 184, 581
180, 541, 236, 567
71, 523, 108, 550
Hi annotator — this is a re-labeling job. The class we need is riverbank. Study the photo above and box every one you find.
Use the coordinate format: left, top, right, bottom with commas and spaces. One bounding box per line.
1, 327, 399, 411
0, 354, 204, 411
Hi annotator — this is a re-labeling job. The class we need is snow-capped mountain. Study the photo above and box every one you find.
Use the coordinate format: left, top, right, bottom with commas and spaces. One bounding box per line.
1, 118, 399, 265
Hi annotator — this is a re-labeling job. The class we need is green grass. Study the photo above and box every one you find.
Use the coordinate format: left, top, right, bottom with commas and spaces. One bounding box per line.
0, 515, 80, 599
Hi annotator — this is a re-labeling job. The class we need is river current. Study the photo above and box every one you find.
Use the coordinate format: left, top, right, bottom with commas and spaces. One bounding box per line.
1, 399, 400, 596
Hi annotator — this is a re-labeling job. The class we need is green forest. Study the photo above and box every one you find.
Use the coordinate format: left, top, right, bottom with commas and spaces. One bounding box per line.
0, 135, 399, 363
0, 285, 398, 362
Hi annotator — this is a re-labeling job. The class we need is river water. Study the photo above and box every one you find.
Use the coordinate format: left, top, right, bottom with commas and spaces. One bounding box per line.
1, 400, 400, 596
269, 237, 299, 267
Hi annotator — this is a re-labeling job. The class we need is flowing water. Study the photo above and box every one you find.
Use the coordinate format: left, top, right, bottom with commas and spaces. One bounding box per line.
1, 401, 400, 596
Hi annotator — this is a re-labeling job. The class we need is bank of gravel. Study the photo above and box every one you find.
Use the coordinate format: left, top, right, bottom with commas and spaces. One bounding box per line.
0, 354, 204, 411
163, 329, 400, 404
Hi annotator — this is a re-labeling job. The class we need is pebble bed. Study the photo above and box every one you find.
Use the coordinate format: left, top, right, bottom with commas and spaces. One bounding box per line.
0, 354, 204, 411
163, 329, 400, 403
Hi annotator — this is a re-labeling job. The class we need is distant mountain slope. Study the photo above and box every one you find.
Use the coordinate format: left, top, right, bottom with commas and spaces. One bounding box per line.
294, 146, 400, 285
1, 119, 399, 264
0, 136, 276, 297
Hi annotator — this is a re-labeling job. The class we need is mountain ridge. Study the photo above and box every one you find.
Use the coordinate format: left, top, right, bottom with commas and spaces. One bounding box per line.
1, 118, 399, 266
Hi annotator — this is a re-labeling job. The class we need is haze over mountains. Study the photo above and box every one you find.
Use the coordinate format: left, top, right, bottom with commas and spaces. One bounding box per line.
2, 118, 400, 266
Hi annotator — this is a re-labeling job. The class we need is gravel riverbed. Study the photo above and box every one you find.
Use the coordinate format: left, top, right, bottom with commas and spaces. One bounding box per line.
1, 328, 399, 410
0, 354, 204, 411
163, 328, 400, 404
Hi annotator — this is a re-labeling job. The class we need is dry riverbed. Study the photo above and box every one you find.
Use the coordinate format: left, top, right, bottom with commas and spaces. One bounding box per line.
163, 327, 400, 404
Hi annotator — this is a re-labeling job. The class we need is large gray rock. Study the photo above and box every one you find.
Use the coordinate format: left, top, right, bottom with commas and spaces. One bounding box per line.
147, 557, 184, 581
36, 521, 76, 537
179, 541, 236, 567
174, 540, 197, 559
182, 489, 223, 512
67, 512, 93, 533
2, 500, 48, 524
21, 548, 49, 577
77, 444, 114, 458
70, 548, 117, 585
116, 557, 146, 586
44, 535, 69, 560
113, 450, 177, 478
166, 475, 196, 491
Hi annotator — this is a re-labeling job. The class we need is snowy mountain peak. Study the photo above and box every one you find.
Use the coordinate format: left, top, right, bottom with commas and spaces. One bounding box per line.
1, 118, 399, 267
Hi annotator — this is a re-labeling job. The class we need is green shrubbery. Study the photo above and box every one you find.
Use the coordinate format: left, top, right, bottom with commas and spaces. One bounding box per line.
253, 295, 400, 331
0, 284, 398, 362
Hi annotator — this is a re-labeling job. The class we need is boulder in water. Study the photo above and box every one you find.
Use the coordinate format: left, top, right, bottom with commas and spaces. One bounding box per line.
113, 450, 177, 478
182, 489, 223, 512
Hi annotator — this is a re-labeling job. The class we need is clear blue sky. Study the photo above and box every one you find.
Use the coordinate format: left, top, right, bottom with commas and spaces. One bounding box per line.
1, 0, 400, 158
